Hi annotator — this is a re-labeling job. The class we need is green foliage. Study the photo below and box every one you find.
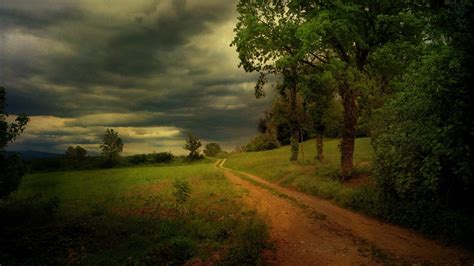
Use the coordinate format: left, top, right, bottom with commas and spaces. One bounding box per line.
269, 95, 312, 145
183, 133, 202, 160
246, 134, 280, 152
151, 152, 174, 163
0, 87, 29, 200
0, 87, 29, 151
0, 154, 26, 200
203, 142, 222, 157
129, 154, 147, 165
173, 178, 191, 205
371, 28, 474, 245
100, 128, 123, 166
321, 99, 343, 138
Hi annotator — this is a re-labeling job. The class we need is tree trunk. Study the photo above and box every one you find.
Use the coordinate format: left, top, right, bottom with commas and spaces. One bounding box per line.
316, 133, 324, 161
340, 84, 357, 179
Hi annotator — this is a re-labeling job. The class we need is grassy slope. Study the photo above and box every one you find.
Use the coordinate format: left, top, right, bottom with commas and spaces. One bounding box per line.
225, 138, 373, 205
1, 163, 269, 265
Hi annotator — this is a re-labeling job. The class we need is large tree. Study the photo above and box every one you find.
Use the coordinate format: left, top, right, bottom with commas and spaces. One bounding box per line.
232, 0, 314, 161
294, 0, 423, 177
0, 87, 29, 199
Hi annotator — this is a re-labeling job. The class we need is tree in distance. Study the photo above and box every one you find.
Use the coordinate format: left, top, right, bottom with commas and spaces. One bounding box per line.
183, 133, 202, 160
203, 143, 222, 157
100, 128, 123, 166
0, 87, 29, 199
65, 145, 87, 165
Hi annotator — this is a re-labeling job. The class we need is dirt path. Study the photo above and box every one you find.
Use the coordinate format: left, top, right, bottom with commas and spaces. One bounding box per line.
215, 159, 474, 265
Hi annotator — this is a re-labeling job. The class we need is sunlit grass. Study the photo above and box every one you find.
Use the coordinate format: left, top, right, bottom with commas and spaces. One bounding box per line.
225, 138, 373, 205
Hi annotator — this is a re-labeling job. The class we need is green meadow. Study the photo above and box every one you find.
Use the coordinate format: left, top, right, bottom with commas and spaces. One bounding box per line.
0, 163, 269, 265
225, 138, 373, 205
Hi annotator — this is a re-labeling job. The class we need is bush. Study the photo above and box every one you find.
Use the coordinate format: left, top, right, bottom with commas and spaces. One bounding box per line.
129, 154, 147, 165
245, 134, 279, 152
152, 152, 174, 163
0, 154, 25, 200
203, 143, 222, 157
370, 43, 474, 245
173, 178, 191, 205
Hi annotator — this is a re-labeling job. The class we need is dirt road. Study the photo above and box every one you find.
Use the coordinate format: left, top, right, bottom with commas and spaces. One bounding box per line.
215, 159, 474, 265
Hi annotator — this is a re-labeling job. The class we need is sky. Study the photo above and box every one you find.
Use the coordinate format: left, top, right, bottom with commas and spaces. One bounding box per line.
0, 0, 274, 155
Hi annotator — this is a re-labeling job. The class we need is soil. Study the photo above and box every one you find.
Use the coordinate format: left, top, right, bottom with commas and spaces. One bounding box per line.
216, 159, 474, 265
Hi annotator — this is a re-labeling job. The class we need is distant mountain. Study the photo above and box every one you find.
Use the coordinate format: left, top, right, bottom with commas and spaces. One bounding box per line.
4, 150, 63, 160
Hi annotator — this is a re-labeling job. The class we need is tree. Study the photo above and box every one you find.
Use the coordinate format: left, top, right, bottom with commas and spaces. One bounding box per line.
183, 134, 201, 159
0, 87, 29, 199
203, 143, 222, 157
232, 0, 311, 161
371, 1, 474, 234
293, 0, 424, 177
100, 128, 123, 165
65, 145, 87, 165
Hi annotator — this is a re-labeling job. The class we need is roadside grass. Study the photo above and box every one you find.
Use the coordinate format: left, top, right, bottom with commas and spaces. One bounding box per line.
226, 138, 474, 249
225, 138, 373, 206
0, 163, 270, 265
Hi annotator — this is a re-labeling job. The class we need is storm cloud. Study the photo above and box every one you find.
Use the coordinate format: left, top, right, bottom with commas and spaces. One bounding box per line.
0, 0, 273, 154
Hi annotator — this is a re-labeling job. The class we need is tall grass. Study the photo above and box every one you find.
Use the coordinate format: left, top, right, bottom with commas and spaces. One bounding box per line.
0, 163, 270, 264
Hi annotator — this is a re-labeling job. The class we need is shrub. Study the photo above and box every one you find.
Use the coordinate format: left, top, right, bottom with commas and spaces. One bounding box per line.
0, 154, 25, 200
152, 152, 174, 163
129, 154, 147, 165
173, 179, 191, 205
245, 134, 279, 152
203, 143, 222, 157
65, 146, 88, 166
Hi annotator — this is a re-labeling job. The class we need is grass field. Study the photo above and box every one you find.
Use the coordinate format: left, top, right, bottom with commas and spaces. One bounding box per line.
225, 138, 373, 205
0, 163, 269, 265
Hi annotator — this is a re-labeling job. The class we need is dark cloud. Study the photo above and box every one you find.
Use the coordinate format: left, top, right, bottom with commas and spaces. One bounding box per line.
1, 0, 273, 154
0, 1, 82, 30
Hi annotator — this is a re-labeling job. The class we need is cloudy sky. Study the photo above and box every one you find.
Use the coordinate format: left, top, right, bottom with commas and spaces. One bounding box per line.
0, 0, 273, 155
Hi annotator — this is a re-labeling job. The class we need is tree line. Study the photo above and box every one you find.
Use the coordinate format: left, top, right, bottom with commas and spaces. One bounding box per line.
30, 132, 224, 171
1, 90, 224, 198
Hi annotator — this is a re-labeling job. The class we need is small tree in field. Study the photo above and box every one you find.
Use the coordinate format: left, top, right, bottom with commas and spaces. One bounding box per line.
203, 143, 222, 157
100, 128, 123, 165
183, 134, 201, 160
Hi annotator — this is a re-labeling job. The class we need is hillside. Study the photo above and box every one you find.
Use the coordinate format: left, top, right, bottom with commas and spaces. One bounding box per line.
225, 138, 373, 203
